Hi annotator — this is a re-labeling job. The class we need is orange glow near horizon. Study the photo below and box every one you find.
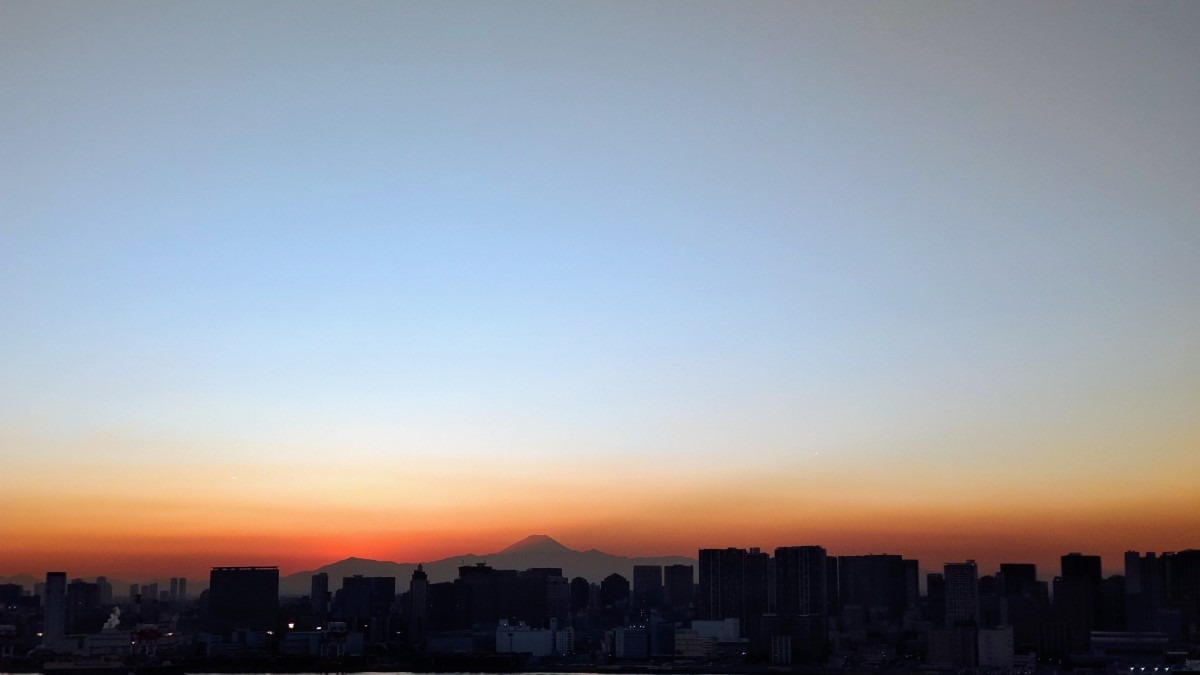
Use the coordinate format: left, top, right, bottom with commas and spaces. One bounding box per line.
4, 427, 1198, 581
5, 449, 1198, 581
5, 511, 1198, 583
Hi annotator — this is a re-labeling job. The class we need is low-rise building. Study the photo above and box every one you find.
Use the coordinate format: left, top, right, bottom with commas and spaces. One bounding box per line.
978, 625, 1014, 668
494, 620, 573, 657
614, 626, 648, 659
674, 629, 717, 660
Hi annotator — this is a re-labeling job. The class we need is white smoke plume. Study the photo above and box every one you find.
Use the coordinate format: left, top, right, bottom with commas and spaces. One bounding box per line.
103, 607, 121, 630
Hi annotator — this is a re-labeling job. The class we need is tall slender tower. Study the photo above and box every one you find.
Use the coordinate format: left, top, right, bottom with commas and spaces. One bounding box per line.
408, 565, 429, 649
1058, 553, 1102, 651
96, 576, 113, 605
310, 573, 329, 616
43, 572, 67, 648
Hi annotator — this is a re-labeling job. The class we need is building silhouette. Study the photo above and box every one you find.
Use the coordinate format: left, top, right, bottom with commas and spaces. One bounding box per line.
998, 563, 1038, 598
600, 573, 630, 609
1057, 553, 1101, 652
569, 576, 590, 613
837, 554, 908, 621
1163, 550, 1200, 637
426, 580, 457, 632
340, 575, 395, 626
698, 548, 746, 624
65, 578, 101, 634
996, 563, 1044, 653
310, 572, 329, 616
42, 572, 66, 648
0, 583, 21, 607
744, 548, 771, 635
168, 577, 186, 602
95, 576, 112, 606
663, 564, 694, 610
1125, 549, 1200, 639
454, 563, 495, 627
770, 546, 830, 663
208, 566, 279, 632
925, 573, 945, 624
19, 540, 1200, 668
944, 560, 979, 626
543, 572, 571, 626
632, 565, 663, 614
775, 546, 827, 615
408, 564, 428, 648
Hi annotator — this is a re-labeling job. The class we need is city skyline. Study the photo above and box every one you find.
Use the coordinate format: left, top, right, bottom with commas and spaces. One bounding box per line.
0, 533, 1187, 585
10, 538, 1199, 670
3, 2, 1199, 581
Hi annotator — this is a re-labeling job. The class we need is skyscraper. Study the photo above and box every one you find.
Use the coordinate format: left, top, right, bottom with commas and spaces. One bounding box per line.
65, 578, 100, 634
545, 573, 571, 624
1058, 553, 1102, 651
996, 563, 1043, 652
775, 546, 827, 615
600, 573, 630, 609
698, 548, 746, 624
311, 572, 329, 616
926, 573, 946, 625
745, 548, 771, 621
43, 572, 66, 648
838, 554, 909, 620
340, 575, 396, 625
1162, 550, 1200, 640
208, 566, 279, 632
944, 561, 979, 626
903, 559, 920, 608
95, 576, 113, 605
998, 564, 1038, 598
408, 565, 428, 648
569, 576, 590, 613
632, 565, 663, 613
0, 584, 22, 608
664, 564, 694, 609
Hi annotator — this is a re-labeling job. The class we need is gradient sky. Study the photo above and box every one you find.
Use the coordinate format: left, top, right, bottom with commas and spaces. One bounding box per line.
2, 1, 1198, 581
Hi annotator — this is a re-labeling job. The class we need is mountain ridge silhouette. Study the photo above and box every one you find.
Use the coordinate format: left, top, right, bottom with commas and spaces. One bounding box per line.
280, 535, 696, 595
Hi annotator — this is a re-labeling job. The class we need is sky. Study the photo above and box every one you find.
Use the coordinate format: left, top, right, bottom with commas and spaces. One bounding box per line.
2, 1, 1198, 581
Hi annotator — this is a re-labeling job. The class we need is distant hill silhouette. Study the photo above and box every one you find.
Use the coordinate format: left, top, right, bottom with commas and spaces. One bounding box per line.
0, 573, 40, 588
500, 534, 570, 554
0, 573, 140, 595
279, 534, 696, 596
